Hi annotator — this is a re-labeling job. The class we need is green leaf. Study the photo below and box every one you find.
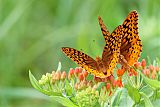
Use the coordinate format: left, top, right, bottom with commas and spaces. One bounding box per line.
157, 90, 160, 98
125, 84, 140, 104
140, 92, 153, 107
29, 70, 43, 91
112, 89, 122, 106
65, 80, 73, 96
138, 70, 160, 89
50, 96, 78, 107
29, 70, 61, 96
56, 62, 62, 71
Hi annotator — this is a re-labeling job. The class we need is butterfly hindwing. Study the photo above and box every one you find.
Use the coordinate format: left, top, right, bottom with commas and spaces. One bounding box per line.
121, 10, 142, 66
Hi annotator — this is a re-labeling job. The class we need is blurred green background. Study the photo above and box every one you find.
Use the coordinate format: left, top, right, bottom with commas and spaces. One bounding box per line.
0, 0, 160, 106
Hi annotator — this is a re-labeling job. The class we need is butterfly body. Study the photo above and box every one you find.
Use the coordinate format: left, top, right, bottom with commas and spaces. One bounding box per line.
95, 56, 108, 75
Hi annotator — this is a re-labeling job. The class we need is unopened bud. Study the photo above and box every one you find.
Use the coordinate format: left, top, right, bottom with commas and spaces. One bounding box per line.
61, 71, 66, 80
113, 80, 117, 88
108, 90, 112, 96
134, 62, 141, 69
141, 59, 146, 69
106, 83, 111, 90
55, 71, 61, 81
83, 70, 88, 78
149, 65, 154, 71
79, 73, 84, 81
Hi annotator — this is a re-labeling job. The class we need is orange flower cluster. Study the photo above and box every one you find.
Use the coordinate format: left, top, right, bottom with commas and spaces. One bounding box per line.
67, 67, 124, 97
141, 59, 159, 79
52, 71, 67, 84
116, 59, 147, 87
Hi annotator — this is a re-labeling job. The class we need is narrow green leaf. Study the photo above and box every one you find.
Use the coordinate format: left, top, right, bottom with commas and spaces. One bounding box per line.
140, 92, 153, 107
125, 84, 140, 104
138, 70, 160, 89
50, 96, 78, 107
29, 70, 42, 91
147, 56, 151, 65
157, 91, 160, 98
112, 89, 122, 106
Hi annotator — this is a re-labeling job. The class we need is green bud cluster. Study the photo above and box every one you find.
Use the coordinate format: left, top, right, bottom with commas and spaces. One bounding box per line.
75, 87, 99, 107
38, 73, 52, 85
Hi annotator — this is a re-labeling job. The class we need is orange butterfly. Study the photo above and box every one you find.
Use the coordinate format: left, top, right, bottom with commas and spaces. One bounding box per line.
62, 24, 122, 78
99, 10, 142, 70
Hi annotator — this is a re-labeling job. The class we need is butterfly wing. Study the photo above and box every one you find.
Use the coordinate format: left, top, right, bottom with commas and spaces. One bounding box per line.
98, 16, 111, 41
102, 25, 122, 74
62, 47, 107, 77
120, 10, 142, 66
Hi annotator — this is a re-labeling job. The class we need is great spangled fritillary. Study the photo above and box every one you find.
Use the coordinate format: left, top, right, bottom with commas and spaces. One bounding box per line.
62, 25, 122, 78
99, 10, 142, 69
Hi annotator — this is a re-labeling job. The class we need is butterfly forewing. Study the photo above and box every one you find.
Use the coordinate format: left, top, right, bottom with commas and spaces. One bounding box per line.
98, 16, 111, 41
120, 10, 142, 66
62, 47, 107, 77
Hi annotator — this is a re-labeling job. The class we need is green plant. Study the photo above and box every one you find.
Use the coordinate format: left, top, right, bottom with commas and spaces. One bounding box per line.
29, 59, 160, 107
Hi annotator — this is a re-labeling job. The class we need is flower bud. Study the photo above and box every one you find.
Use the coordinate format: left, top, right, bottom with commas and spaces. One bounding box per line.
83, 70, 88, 78
68, 73, 71, 80
134, 62, 141, 69
108, 91, 112, 96
75, 67, 80, 76
116, 67, 125, 77
108, 75, 114, 83
69, 68, 75, 75
39, 80, 44, 85
155, 66, 159, 72
116, 77, 123, 87
61, 71, 66, 80
113, 80, 117, 88
129, 68, 137, 76
79, 73, 84, 81
141, 59, 146, 69
149, 65, 154, 71
106, 83, 111, 90
143, 68, 150, 76
52, 74, 56, 84
78, 67, 83, 73
55, 71, 61, 81
151, 71, 156, 79
68, 68, 75, 79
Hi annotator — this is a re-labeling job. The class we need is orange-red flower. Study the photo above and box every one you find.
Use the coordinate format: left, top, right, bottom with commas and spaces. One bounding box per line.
106, 83, 111, 90
79, 73, 84, 81
141, 59, 146, 69
83, 70, 88, 78
116, 67, 125, 77
116, 77, 123, 87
